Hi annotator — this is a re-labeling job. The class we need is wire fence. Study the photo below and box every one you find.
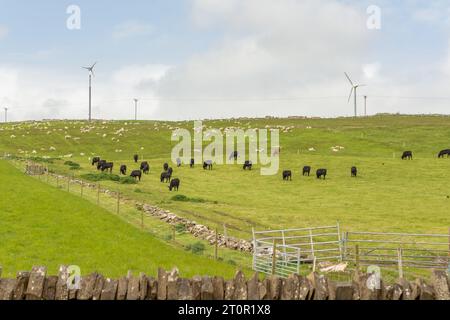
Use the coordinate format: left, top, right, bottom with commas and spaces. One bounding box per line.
253, 225, 450, 280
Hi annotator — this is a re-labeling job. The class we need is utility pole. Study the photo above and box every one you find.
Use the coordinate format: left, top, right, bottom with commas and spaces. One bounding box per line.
4, 107, 7, 123
364, 95, 367, 117
134, 98, 139, 121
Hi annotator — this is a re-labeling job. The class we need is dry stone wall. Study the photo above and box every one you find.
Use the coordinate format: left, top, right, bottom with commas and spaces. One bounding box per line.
0, 266, 449, 300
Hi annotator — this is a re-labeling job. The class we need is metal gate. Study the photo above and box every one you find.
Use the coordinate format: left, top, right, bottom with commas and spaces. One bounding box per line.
252, 223, 343, 277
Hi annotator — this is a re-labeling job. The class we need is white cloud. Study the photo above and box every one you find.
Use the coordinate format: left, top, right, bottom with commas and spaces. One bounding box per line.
112, 21, 154, 39
0, 64, 171, 121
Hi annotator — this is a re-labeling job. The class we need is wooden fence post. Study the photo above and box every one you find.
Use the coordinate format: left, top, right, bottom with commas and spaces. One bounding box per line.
272, 240, 277, 275
116, 192, 120, 214
355, 245, 360, 274
214, 228, 218, 260
97, 184, 100, 205
397, 248, 404, 279
223, 224, 228, 247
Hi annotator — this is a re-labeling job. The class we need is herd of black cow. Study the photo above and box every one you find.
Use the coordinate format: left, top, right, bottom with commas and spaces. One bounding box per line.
90, 149, 450, 190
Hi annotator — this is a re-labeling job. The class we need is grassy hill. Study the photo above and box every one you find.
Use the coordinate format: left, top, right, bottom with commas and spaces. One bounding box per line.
1, 115, 449, 242
0, 160, 244, 278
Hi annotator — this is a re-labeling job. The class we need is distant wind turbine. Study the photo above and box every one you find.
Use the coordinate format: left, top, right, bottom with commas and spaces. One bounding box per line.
82, 62, 97, 121
134, 98, 139, 121
345, 72, 366, 117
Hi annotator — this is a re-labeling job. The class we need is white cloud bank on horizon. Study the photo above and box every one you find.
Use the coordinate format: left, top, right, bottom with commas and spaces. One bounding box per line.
2, 0, 450, 121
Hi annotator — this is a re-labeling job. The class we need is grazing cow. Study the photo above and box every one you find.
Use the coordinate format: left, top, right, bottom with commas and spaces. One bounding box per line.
140, 161, 150, 174
282, 170, 292, 181
100, 162, 114, 173
438, 149, 450, 158
402, 151, 413, 160
303, 166, 311, 176
190, 158, 195, 168
176, 158, 182, 167
130, 170, 142, 181
203, 160, 213, 170
169, 178, 180, 191
351, 166, 357, 177
96, 160, 107, 170
120, 165, 127, 175
92, 157, 101, 166
316, 169, 327, 180
133, 154, 139, 163
160, 172, 171, 183
243, 161, 252, 170
229, 151, 239, 161
167, 167, 173, 175
163, 163, 169, 171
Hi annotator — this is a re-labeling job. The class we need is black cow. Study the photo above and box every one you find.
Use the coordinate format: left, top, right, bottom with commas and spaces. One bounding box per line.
163, 163, 169, 171
282, 170, 292, 181
167, 167, 173, 175
402, 151, 413, 160
100, 162, 114, 173
303, 166, 311, 176
203, 160, 213, 170
133, 154, 139, 163
96, 160, 107, 170
351, 166, 357, 177
169, 178, 180, 191
229, 151, 239, 161
92, 157, 101, 166
190, 158, 195, 168
243, 161, 252, 170
120, 165, 127, 175
140, 161, 150, 174
438, 149, 450, 158
160, 172, 171, 183
316, 169, 327, 179
130, 170, 142, 181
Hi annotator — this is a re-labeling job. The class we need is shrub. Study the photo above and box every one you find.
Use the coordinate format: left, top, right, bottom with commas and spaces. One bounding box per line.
120, 176, 137, 184
189, 242, 205, 255
64, 161, 81, 170
171, 194, 206, 203
81, 173, 120, 182
175, 223, 187, 234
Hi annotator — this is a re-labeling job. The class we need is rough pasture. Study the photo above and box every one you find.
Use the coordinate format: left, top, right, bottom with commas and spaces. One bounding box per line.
0, 115, 449, 241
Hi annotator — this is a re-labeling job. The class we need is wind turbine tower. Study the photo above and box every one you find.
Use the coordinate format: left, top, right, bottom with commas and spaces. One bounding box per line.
134, 98, 139, 121
4, 107, 7, 123
345, 72, 366, 117
82, 62, 97, 121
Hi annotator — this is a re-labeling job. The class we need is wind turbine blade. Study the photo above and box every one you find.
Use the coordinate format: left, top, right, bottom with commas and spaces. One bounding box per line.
347, 87, 354, 103
358, 84, 367, 87
92, 62, 97, 69
344, 72, 354, 86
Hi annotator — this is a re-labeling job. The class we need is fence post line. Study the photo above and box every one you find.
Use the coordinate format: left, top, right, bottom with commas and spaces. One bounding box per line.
337, 221, 343, 262
309, 229, 315, 259
252, 227, 256, 270
214, 228, 218, 260
355, 245, 360, 274
397, 248, 404, 279
116, 192, 120, 214
223, 224, 228, 247
97, 184, 100, 205
272, 239, 277, 276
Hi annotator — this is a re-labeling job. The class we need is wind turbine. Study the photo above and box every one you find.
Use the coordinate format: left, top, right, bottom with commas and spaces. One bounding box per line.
134, 98, 139, 121
82, 62, 97, 121
345, 72, 365, 117
4, 107, 8, 123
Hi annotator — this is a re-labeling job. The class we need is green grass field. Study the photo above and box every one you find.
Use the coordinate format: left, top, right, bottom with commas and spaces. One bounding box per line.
1, 115, 449, 241
0, 115, 450, 276
0, 160, 247, 278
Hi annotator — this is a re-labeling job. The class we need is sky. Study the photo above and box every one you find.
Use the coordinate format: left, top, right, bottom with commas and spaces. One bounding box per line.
1, 0, 450, 121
